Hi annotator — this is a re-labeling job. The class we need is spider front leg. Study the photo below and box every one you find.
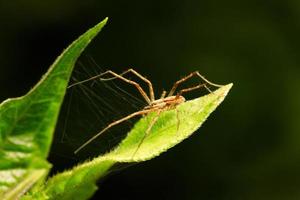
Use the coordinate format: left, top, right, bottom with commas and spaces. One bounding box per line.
100, 68, 155, 102
69, 70, 152, 105
74, 109, 152, 154
177, 83, 211, 96
168, 71, 223, 96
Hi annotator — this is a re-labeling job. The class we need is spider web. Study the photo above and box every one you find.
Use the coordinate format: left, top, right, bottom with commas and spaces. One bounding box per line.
49, 56, 215, 172
49, 56, 148, 171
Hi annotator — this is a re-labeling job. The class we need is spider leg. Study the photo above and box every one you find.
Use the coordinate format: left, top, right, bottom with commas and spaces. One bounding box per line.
168, 71, 223, 96
69, 70, 151, 104
132, 110, 162, 159
74, 109, 152, 154
100, 69, 155, 102
177, 83, 212, 96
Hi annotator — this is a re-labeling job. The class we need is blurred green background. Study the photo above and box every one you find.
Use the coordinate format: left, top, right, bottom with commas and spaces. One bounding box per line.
1, 1, 300, 199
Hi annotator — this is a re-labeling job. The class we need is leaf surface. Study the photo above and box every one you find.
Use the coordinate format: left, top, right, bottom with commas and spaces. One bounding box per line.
31, 84, 232, 200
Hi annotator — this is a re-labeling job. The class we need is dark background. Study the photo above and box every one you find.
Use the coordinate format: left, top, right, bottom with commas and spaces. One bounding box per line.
1, 1, 300, 199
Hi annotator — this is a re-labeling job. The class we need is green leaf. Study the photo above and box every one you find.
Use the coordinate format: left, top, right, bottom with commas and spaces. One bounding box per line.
0, 18, 108, 199
30, 84, 232, 200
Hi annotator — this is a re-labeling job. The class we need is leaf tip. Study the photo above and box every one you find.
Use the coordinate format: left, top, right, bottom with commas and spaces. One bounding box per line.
103, 17, 109, 24
93, 17, 109, 31
219, 83, 233, 97
227, 82, 234, 88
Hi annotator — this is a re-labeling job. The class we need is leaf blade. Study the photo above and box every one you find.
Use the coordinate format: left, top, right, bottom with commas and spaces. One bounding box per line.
35, 84, 232, 200
0, 18, 108, 199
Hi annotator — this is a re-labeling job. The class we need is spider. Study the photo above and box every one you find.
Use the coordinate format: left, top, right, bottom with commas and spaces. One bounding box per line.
68, 69, 223, 154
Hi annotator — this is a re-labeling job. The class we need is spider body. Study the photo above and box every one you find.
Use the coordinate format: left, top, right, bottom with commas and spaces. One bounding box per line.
145, 95, 185, 111
69, 69, 223, 154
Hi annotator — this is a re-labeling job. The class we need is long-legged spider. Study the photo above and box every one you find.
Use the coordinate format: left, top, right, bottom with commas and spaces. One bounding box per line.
69, 69, 223, 154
